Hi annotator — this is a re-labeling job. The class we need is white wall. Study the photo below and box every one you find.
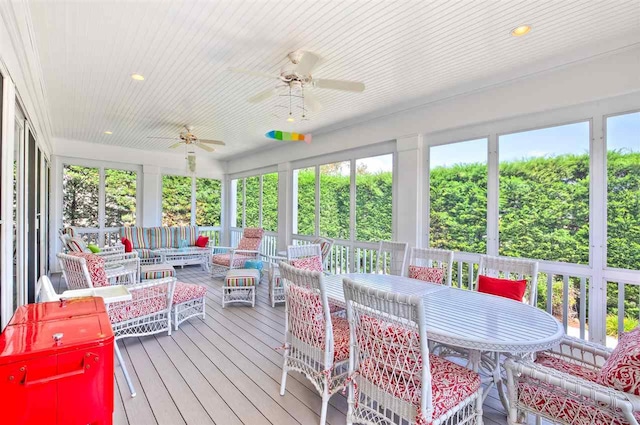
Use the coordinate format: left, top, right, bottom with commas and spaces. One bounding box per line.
226, 45, 640, 174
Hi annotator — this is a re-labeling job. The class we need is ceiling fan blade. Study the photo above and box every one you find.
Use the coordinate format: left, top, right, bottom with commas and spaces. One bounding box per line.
196, 143, 215, 152
303, 90, 322, 112
169, 142, 183, 149
198, 139, 226, 146
228, 67, 276, 79
248, 88, 277, 103
147, 136, 180, 140
314, 79, 365, 92
295, 51, 320, 75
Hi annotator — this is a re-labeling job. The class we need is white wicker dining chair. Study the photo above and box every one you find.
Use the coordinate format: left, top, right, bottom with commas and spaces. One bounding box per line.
278, 262, 349, 425
311, 237, 334, 269
269, 244, 325, 307
407, 247, 455, 286
108, 277, 177, 397
476, 255, 539, 305
375, 241, 409, 276
342, 277, 484, 425
435, 254, 540, 409
505, 335, 640, 425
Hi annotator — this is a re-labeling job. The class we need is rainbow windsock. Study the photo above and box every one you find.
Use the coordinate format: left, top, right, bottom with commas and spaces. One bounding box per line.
265, 130, 312, 144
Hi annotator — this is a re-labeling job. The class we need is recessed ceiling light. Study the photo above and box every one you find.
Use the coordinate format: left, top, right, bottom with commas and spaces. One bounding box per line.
131, 73, 145, 81
287, 116, 295, 123
104, 131, 113, 135
511, 25, 532, 37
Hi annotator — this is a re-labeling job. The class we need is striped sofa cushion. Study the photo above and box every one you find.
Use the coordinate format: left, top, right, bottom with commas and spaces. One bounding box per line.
121, 226, 150, 249
225, 269, 260, 287
174, 226, 199, 247
140, 263, 176, 280
149, 227, 175, 249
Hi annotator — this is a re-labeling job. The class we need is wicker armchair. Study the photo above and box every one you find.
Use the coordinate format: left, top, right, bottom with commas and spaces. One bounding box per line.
278, 262, 349, 425
210, 227, 264, 277
505, 335, 640, 425
375, 241, 409, 276
342, 277, 483, 425
407, 247, 454, 286
108, 277, 176, 397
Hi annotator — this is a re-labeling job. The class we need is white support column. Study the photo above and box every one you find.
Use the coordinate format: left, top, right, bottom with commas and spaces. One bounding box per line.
0, 77, 16, 329
277, 162, 291, 251
222, 176, 234, 246
487, 134, 499, 256
190, 176, 197, 226
589, 116, 607, 344
141, 165, 162, 226
395, 134, 423, 248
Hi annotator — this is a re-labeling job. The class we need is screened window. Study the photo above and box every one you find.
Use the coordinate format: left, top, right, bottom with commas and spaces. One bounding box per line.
63, 165, 100, 227
232, 173, 279, 230
105, 169, 136, 227
498, 122, 590, 264
195, 177, 222, 227
429, 139, 487, 253
244, 176, 260, 228
355, 154, 393, 241
162, 175, 192, 226
294, 167, 315, 235
262, 172, 279, 232
607, 112, 640, 271
319, 161, 350, 239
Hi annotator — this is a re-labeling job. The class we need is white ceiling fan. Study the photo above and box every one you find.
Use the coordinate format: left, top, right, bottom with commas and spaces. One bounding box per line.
229, 50, 365, 111
147, 125, 225, 152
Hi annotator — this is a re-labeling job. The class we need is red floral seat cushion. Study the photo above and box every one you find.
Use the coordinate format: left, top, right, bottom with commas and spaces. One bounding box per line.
173, 282, 207, 305
358, 354, 480, 421
108, 287, 168, 323
212, 253, 254, 267
516, 350, 640, 425
597, 327, 640, 395
408, 265, 445, 284
290, 255, 323, 272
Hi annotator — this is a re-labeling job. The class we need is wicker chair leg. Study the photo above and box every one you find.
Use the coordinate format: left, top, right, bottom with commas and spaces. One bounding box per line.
320, 384, 329, 425
115, 341, 136, 397
279, 360, 288, 396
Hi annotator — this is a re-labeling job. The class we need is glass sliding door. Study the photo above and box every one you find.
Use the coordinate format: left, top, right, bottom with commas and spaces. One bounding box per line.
26, 130, 37, 303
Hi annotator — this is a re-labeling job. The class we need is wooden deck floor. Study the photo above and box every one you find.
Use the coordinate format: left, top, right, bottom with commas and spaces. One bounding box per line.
53, 266, 546, 425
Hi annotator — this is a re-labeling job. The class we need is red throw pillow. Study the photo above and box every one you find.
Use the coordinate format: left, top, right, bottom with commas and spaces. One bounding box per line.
597, 327, 640, 395
477, 275, 527, 302
121, 237, 133, 253
195, 235, 209, 248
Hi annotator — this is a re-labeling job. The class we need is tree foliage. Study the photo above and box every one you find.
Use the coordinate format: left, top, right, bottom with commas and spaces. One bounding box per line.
162, 175, 191, 226
63, 165, 100, 227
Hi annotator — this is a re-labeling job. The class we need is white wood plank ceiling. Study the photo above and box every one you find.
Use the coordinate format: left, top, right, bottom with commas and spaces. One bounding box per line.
28, 0, 640, 159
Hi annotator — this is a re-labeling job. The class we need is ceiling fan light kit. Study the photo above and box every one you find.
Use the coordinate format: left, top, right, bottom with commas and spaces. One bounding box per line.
147, 124, 225, 153
230, 50, 365, 121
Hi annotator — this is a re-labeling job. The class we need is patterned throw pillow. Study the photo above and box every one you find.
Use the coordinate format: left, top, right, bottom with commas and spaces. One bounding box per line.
597, 327, 640, 395
67, 236, 88, 252
408, 265, 445, 284
290, 255, 323, 272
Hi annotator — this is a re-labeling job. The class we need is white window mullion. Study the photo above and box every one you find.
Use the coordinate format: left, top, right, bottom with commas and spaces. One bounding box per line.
314, 166, 320, 237
589, 116, 607, 344
259, 174, 264, 228
98, 167, 106, 246
349, 158, 356, 272
487, 134, 499, 256
191, 176, 196, 226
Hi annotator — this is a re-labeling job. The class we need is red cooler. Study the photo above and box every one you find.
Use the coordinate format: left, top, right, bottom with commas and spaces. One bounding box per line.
0, 297, 114, 425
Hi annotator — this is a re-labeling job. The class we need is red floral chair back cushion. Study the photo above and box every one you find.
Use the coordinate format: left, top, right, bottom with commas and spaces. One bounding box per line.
237, 227, 264, 251
290, 255, 323, 272
408, 265, 445, 284
286, 283, 327, 349
597, 327, 640, 395
69, 252, 108, 287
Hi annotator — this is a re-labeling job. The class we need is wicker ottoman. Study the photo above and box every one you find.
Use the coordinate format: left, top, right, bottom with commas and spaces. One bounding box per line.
172, 282, 207, 330
223, 269, 259, 308
140, 263, 176, 280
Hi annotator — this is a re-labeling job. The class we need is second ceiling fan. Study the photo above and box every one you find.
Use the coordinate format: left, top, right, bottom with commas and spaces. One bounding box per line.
229, 50, 365, 111
147, 125, 225, 152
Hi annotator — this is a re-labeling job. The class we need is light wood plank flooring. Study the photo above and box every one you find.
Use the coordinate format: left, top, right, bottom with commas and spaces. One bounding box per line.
52, 266, 548, 425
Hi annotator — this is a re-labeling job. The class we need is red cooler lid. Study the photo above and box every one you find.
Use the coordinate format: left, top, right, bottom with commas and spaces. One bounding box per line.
8, 297, 107, 326
0, 312, 114, 364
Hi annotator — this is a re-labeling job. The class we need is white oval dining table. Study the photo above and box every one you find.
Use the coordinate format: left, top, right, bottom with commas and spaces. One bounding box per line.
322, 273, 565, 411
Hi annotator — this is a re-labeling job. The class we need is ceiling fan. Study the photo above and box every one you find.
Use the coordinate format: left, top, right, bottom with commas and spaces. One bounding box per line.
229, 50, 365, 111
147, 125, 225, 152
